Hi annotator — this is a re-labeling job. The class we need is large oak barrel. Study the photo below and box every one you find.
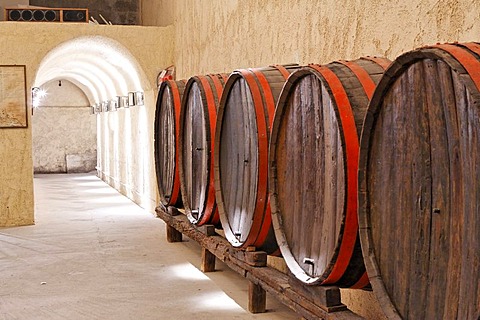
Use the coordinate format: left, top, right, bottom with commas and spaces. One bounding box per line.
358, 43, 480, 319
179, 74, 228, 226
154, 80, 186, 207
269, 57, 391, 287
214, 65, 299, 254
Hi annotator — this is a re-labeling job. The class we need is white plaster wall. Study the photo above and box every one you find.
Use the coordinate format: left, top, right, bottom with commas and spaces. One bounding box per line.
32, 79, 96, 173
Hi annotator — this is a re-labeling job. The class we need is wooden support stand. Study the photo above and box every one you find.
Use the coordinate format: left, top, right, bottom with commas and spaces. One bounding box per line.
165, 206, 182, 243
249, 281, 266, 313
166, 225, 182, 243
156, 206, 363, 320
199, 225, 216, 272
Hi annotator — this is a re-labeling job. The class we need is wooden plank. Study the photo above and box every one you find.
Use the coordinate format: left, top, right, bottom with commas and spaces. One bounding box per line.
424, 58, 450, 320
454, 64, 480, 319
299, 73, 315, 277
438, 60, 462, 320
311, 75, 327, 277
392, 62, 414, 317
245, 251, 267, 267
319, 81, 339, 276
291, 72, 304, 267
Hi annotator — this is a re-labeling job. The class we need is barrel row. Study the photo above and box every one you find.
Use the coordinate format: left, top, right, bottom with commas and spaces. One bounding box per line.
154, 58, 389, 288
154, 41, 480, 319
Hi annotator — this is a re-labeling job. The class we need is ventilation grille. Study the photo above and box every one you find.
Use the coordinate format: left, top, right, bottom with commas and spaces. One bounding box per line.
5, 7, 89, 23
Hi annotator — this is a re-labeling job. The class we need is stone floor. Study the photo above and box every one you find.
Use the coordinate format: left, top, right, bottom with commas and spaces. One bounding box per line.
0, 173, 297, 320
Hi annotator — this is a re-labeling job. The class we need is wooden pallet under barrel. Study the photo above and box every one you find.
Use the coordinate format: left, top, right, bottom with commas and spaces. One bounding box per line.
156, 205, 364, 320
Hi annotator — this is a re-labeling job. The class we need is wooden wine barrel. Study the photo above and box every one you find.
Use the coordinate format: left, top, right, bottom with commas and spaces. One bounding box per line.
179, 74, 228, 226
269, 57, 391, 287
214, 64, 299, 254
154, 80, 186, 207
358, 43, 480, 319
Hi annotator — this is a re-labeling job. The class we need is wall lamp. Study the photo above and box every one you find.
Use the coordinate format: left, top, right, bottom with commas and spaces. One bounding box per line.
31, 86, 47, 108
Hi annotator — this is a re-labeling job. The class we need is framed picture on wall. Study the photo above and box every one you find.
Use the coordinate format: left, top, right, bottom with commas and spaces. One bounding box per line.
0, 65, 28, 128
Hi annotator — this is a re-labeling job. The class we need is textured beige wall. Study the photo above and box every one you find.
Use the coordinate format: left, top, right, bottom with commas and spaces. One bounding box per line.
0, 22, 174, 226
142, 0, 480, 78
139, 0, 174, 26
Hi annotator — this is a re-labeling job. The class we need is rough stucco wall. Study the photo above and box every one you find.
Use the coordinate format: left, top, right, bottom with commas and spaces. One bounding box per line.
0, 22, 174, 226
32, 79, 95, 173
162, 0, 480, 79
139, 0, 173, 26
137, 1, 480, 318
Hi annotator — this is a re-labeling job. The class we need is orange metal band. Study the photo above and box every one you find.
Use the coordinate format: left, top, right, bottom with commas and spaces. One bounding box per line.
197, 75, 218, 225
210, 207, 220, 225
250, 68, 276, 129
308, 64, 359, 285
238, 69, 269, 247
362, 56, 391, 70
462, 42, 480, 56
249, 68, 277, 246
170, 80, 182, 205
434, 43, 480, 92
337, 60, 376, 99
271, 64, 291, 80
350, 271, 370, 289
210, 74, 224, 105
254, 201, 273, 248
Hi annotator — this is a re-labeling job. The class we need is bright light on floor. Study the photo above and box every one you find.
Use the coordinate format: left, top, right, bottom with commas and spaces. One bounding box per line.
190, 291, 245, 312
167, 263, 210, 281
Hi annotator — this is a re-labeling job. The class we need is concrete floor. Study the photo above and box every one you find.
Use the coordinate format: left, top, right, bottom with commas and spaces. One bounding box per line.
0, 173, 297, 320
